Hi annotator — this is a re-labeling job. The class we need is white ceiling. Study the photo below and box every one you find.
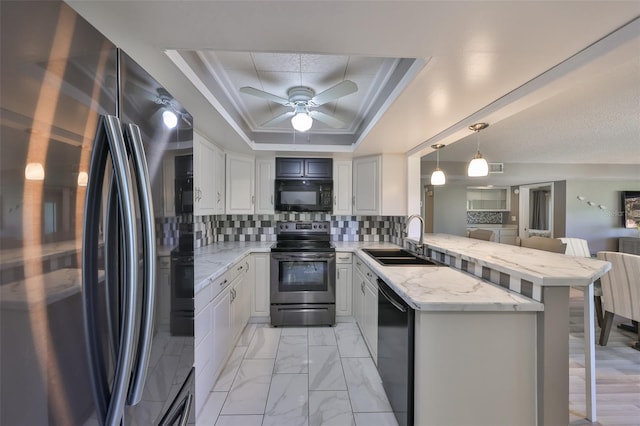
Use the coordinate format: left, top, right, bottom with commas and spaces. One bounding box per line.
66, 1, 640, 173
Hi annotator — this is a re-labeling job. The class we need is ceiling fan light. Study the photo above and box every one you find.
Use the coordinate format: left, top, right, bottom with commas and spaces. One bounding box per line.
467, 153, 489, 177
291, 112, 312, 132
162, 110, 178, 129
430, 168, 446, 185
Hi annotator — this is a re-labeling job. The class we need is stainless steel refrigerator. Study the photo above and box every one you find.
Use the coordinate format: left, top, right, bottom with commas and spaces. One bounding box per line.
1, 1, 194, 425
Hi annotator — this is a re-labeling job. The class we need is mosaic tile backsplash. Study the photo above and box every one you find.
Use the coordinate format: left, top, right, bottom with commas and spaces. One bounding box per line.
212, 213, 407, 245
466, 211, 509, 225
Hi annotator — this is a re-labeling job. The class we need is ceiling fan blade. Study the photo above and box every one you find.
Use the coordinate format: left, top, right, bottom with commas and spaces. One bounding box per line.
309, 110, 346, 128
240, 86, 289, 106
310, 80, 358, 106
262, 111, 295, 126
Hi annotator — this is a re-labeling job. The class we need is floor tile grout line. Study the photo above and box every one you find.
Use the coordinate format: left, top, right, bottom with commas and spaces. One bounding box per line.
334, 324, 358, 425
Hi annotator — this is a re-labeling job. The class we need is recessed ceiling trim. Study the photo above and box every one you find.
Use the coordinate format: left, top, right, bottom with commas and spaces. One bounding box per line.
353, 57, 428, 150
165, 49, 256, 149
196, 50, 259, 129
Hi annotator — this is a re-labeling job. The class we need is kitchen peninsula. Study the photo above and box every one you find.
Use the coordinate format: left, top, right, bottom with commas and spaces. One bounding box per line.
194, 235, 610, 426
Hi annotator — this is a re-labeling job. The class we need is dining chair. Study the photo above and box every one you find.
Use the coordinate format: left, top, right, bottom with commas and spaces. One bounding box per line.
519, 236, 567, 253
560, 237, 603, 326
467, 229, 495, 241
596, 251, 640, 350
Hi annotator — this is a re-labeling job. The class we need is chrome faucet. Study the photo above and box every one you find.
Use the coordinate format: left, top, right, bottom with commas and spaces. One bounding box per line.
404, 214, 424, 248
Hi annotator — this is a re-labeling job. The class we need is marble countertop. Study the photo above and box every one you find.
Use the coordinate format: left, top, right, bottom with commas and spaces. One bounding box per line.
419, 233, 611, 286
195, 241, 542, 312
466, 224, 518, 229
194, 242, 273, 294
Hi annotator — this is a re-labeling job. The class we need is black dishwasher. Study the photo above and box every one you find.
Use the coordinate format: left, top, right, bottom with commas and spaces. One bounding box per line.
377, 278, 415, 426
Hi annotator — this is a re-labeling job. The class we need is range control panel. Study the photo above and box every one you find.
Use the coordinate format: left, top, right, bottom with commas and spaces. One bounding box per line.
276, 221, 330, 234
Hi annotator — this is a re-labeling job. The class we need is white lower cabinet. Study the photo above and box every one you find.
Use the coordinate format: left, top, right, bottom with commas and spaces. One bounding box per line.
353, 255, 378, 361
230, 258, 251, 343
251, 253, 270, 317
336, 253, 353, 316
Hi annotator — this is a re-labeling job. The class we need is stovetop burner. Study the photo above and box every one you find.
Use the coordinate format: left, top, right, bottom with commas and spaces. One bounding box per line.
271, 221, 334, 253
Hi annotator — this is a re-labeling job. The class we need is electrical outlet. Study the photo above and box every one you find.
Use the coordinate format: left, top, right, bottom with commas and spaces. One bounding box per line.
511, 216, 517, 222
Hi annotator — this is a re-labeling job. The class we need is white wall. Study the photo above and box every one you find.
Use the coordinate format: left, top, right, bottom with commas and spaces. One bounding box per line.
565, 180, 640, 253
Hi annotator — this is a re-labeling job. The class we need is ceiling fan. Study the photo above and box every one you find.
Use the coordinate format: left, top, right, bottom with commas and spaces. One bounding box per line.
239, 80, 358, 132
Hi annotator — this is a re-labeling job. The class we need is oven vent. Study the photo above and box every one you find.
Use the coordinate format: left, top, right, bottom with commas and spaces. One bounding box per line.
488, 163, 504, 174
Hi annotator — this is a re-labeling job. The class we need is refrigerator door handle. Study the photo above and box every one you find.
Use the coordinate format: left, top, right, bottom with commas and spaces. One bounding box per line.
83, 115, 139, 426
104, 173, 120, 362
122, 123, 156, 405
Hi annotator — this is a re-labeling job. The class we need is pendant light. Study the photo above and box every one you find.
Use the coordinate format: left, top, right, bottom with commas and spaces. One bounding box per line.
467, 122, 489, 177
430, 143, 446, 185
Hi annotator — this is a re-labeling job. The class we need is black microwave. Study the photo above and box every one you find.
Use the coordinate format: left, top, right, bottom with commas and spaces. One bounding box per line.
274, 179, 333, 212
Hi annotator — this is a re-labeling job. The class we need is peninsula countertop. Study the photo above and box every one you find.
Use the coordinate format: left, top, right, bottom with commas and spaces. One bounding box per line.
194, 241, 542, 312
419, 233, 611, 286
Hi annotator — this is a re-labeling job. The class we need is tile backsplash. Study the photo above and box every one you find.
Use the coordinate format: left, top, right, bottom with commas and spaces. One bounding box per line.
211, 213, 406, 245
466, 211, 508, 225
159, 213, 410, 248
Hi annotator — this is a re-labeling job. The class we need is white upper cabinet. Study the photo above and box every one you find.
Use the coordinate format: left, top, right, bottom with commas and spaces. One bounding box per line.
193, 131, 221, 215
353, 154, 406, 216
226, 153, 255, 214
213, 145, 225, 214
467, 187, 510, 211
255, 157, 275, 215
333, 159, 352, 216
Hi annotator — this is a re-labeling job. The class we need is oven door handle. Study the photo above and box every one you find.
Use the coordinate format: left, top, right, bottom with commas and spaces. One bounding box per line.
272, 253, 335, 261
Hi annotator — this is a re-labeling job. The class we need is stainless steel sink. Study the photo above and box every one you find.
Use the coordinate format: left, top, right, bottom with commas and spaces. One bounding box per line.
361, 248, 441, 266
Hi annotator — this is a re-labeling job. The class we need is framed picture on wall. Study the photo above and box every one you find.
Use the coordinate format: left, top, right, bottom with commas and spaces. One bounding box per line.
622, 191, 640, 228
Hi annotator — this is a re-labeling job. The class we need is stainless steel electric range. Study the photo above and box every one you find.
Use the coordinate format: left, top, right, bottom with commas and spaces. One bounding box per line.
270, 221, 336, 326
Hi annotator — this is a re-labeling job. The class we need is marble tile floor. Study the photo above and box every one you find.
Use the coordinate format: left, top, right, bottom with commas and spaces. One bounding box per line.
568, 288, 640, 426
198, 322, 398, 426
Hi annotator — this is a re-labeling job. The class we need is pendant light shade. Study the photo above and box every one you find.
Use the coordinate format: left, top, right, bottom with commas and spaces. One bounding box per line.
430, 143, 446, 185
467, 122, 489, 177
467, 153, 489, 177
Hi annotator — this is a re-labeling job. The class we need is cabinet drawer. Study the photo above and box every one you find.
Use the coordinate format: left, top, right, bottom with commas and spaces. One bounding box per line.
336, 253, 352, 264
354, 255, 376, 282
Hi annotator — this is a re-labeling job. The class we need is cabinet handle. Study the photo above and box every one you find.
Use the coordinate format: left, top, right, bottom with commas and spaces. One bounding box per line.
334, 195, 337, 206
338, 256, 349, 261
237, 265, 243, 272
337, 270, 340, 279
271, 195, 274, 205
352, 195, 355, 206
251, 195, 255, 205
217, 192, 221, 203
219, 279, 228, 287
356, 261, 361, 266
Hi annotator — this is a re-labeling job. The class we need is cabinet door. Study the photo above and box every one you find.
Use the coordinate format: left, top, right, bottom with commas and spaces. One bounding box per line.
363, 278, 378, 361
352, 259, 366, 326
336, 262, 353, 316
226, 153, 255, 214
255, 158, 275, 214
251, 253, 270, 317
213, 146, 226, 214
211, 289, 231, 382
156, 256, 171, 330
353, 156, 380, 215
305, 158, 333, 178
275, 158, 304, 178
194, 132, 217, 215
333, 160, 352, 215
230, 260, 250, 343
